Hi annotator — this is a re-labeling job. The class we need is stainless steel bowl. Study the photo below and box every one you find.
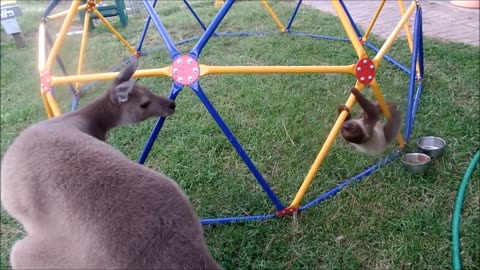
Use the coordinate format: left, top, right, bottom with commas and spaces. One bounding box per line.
417, 136, 446, 159
401, 153, 432, 173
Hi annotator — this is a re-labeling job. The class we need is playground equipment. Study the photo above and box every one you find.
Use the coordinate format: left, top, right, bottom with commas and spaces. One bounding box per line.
38, 0, 425, 225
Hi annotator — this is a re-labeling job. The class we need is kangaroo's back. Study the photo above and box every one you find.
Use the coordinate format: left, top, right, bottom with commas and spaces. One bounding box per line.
1, 56, 222, 269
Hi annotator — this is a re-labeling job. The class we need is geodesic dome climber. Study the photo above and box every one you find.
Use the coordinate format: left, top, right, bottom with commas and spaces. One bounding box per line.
37, 0, 424, 225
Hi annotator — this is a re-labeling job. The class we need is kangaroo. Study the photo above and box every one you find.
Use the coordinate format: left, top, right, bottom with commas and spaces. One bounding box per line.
1, 56, 222, 269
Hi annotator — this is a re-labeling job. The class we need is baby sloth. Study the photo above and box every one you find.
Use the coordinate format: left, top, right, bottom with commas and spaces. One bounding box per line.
338, 87, 402, 155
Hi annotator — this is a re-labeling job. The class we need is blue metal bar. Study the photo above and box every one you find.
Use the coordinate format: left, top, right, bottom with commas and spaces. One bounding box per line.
339, 0, 362, 39
408, 83, 423, 134
300, 151, 399, 211
70, 96, 79, 112
43, 0, 61, 19
138, 82, 184, 164
183, 0, 209, 32
417, 8, 424, 78
136, 0, 158, 53
288, 31, 350, 42
285, 0, 302, 32
189, 81, 285, 210
189, 0, 235, 58
201, 213, 276, 225
141, 0, 181, 60
404, 8, 421, 141
365, 42, 411, 75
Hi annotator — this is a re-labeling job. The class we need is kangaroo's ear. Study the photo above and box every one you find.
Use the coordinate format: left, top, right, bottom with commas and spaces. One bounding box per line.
110, 79, 135, 104
115, 56, 138, 83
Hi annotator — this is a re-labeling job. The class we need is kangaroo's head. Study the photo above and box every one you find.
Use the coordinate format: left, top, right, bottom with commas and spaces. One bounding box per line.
108, 56, 176, 125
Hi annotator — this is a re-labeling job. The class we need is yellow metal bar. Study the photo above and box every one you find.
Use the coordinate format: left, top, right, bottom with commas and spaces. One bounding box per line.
260, 0, 286, 32
38, 23, 46, 72
91, 9, 136, 55
45, 91, 62, 116
369, 79, 406, 148
397, 0, 420, 76
41, 91, 54, 118
362, 0, 386, 42
47, 4, 87, 20
45, 0, 82, 71
51, 67, 172, 85
331, 0, 367, 59
373, 1, 416, 66
75, 11, 91, 92
200, 64, 355, 76
290, 83, 366, 208
214, 0, 224, 8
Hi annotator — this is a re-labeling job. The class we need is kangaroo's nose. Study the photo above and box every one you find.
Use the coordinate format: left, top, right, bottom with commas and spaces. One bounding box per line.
169, 101, 176, 110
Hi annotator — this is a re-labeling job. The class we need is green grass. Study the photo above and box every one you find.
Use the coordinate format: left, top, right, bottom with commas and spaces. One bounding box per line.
1, 1, 479, 269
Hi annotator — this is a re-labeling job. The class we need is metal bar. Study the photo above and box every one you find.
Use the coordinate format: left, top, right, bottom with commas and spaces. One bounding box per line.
289, 82, 366, 208
91, 9, 136, 55
142, 0, 181, 60
339, 0, 362, 39
183, 0, 208, 32
362, 0, 386, 42
189, 0, 235, 58
373, 1, 416, 66
136, 0, 158, 53
365, 42, 410, 75
370, 79, 406, 147
201, 214, 276, 225
288, 31, 350, 42
200, 64, 355, 76
45, 0, 81, 70
404, 7, 421, 141
43, 0, 61, 18
47, 4, 87, 20
300, 152, 399, 211
190, 81, 284, 210
138, 82, 184, 164
285, 0, 302, 32
51, 67, 171, 85
45, 91, 62, 116
331, 0, 366, 58
75, 10, 90, 92
44, 28, 77, 96
260, 0, 285, 32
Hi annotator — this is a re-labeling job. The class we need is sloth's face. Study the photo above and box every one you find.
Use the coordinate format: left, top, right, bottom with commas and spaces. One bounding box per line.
340, 119, 367, 144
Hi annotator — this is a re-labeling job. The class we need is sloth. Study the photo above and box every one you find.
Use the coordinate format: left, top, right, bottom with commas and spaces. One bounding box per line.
338, 87, 402, 155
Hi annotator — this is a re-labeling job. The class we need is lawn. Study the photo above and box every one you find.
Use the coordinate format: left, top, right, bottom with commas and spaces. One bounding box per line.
1, 0, 479, 269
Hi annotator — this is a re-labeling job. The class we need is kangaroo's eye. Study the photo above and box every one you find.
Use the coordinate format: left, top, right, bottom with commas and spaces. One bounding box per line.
140, 101, 151, 109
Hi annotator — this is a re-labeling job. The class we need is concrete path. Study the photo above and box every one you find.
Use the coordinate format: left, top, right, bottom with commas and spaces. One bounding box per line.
303, 0, 479, 47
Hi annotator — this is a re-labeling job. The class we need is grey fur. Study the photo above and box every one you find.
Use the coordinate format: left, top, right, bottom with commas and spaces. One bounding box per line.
338, 87, 402, 156
1, 56, 222, 269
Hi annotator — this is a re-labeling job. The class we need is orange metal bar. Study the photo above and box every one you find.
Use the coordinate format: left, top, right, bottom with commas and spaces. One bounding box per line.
397, 0, 420, 76
200, 64, 356, 76
38, 23, 46, 72
45, 0, 81, 71
41, 91, 54, 118
47, 4, 87, 20
51, 67, 172, 85
260, 0, 286, 32
38, 23, 53, 117
373, 1, 416, 66
331, 0, 367, 59
362, 0, 386, 42
45, 91, 62, 116
91, 9, 136, 55
289, 82, 366, 208
369, 79, 406, 148
75, 10, 91, 92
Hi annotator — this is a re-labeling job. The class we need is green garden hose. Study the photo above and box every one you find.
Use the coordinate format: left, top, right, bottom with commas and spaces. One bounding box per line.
451, 150, 480, 270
